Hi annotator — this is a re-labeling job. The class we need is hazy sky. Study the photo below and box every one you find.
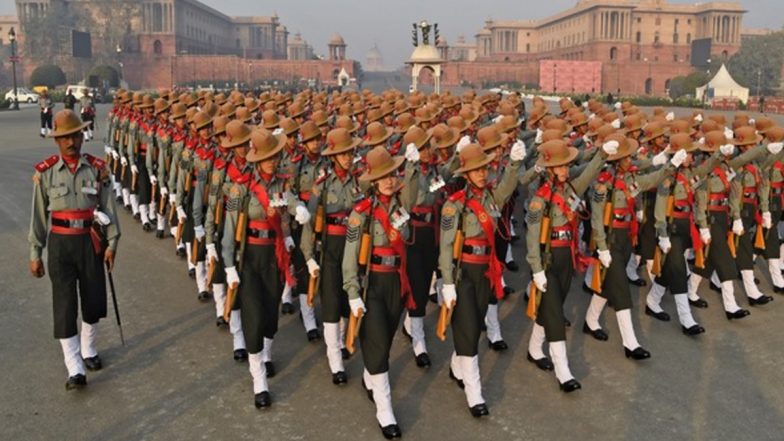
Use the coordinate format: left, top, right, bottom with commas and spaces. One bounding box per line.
0, 0, 780, 66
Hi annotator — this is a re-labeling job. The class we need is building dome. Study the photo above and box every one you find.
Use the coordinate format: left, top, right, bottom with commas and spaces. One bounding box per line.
436, 37, 448, 47
329, 33, 345, 46
407, 44, 443, 64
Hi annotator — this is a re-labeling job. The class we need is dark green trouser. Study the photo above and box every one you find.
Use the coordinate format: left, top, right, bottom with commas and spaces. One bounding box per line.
694, 211, 737, 282
134, 154, 151, 205
320, 233, 349, 323
763, 206, 782, 259
239, 244, 282, 354
360, 272, 402, 375
452, 262, 492, 356
536, 247, 573, 342
406, 226, 437, 317
290, 224, 308, 294
48, 234, 107, 339
737, 203, 757, 271
654, 218, 690, 294
599, 227, 633, 311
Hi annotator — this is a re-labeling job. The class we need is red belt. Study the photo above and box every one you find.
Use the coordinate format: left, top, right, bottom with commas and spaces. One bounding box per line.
247, 219, 275, 245
671, 211, 691, 219
51, 209, 93, 235
550, 226, 572, 247
708, 193, 729, 212
370, 246, 399, 273
299, 192, 311, 202
248, 236, 275, 245
327, 224, 347, 235
326, 213, 347, 235
461, 237, 491, 263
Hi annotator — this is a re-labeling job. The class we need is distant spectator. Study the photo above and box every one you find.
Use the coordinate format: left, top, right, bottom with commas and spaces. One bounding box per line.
38, 90, 54, 137
759, 95, 766, 113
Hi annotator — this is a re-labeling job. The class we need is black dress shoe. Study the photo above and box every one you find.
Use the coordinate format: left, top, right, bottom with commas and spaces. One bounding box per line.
380, 424, 402, 439
197, 291, 211, 302
774, 286, 784, 294
755, 277, 760, 284
306, 329, 321, 342
511, 235, 521, 244
265, 362, 276, 378
559, 379, 581, 393
645, 305, 670, 322
281, 302, 295, 315
401, 326, 413, 342
216, 316, 228, 328
133, 213, 141, 221
503, 286, 515, 298
155, 230, 165, 239
188, 268, 195, 279
115, 195, 123, 203
682, 324, 705, 336
748, 295, 773, 306
83, 355, 102, 371
624, 347, 651, 360
65, 374, 87, 390
725, 309, 751, 320
142, 222, 153, 232
505, 260, 519, 272
415, 353, 431, 368
527, 352, 554, 371
233, 349, 248, 361
332, 371, 348, 385
488, 340, 509, 351
689, 298, 709, 308
448, 368, 465, 389
582, 282, 595, 294
582, 323, 609, 341
628, 277, 647, 287
123, 204, 131, 212
469, 403, 490, 418
341, 348, 351, 360
362, 378, 374, 402
429, 293, 438, 304
176, 248, 186, 258
254, 391, 271, 409
709, 283, 721, 293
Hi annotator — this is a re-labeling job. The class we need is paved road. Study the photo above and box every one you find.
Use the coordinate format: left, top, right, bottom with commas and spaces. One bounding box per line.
1, 104, 782, 441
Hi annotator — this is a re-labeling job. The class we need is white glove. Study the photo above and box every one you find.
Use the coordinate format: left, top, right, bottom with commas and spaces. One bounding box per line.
111, 149, 119, 160
306, 258, 320, 278
720, 144, 735, 156
602, 140, 619, 155
767, 142, 783, 155
611, 119, 621, 129
724, 127, 734, 139
763, 212, 772, 229
695, 113, 704, 123
150, 175, 158, 185
614, 102, 622, 110
652, 151, 668, 167
206, 243, 219, 262
160, 186, 168, 197
176, 205, 187, 222
670, 149, 688, 168
598, 249, 612, 268
169, 193, 177, 205
131, 164, 139, 175
93, 210, 111, 226
749, 118, 756, 126
493, 115, 503, 124
120, 156, 128, 167
665, 111, 675, 121
295, 205, 311, 225
349, 297, 366, 317
700, 228, 711, 245
284, 236, 295, 251
658, 236, 672, 253
456, 135, 471, 153
636, 210, 644, 222
272, 128, 284, 136
104, 145, 112, 155
732, 219, 744, 236
404, 142, 420, 162
533, 271, 547, 292
194, 224, 205, 241
442, 283, 457, 307
510, 140, 526, 161
534, 128, 543, 144
225, 266, 240, 287
534, 164, 545, 174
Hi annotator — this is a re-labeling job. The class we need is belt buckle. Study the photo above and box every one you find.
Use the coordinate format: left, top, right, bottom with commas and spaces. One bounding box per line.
381, 256, 397, 266
471, 245, 486, 255
72, 219, 87, 228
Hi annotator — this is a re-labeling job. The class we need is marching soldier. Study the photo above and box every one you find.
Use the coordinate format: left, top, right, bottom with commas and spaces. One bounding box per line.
221, 128, 311, 408
525, 139, 610, 392
342, 144, 420, 439
39, 89, 55, 138
29, 110, 121, 389
760, 126, 784, 293
153, 98, 174, 239
166, 103, 190, 255
438, 140, 526, 415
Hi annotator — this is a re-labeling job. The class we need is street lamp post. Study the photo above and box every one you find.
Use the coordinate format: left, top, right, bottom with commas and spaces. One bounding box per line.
8, 27, 19, 110
116, 44, 124, 87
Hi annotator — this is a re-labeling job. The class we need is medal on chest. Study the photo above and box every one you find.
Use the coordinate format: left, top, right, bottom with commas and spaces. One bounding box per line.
390, 206, 410, 230
429, 175, 445, 193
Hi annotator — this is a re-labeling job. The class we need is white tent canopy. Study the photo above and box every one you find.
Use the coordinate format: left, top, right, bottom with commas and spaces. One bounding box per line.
696, 64, 750, 104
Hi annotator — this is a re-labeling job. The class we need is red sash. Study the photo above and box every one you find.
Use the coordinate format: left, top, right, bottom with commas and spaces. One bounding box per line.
674, 173, 702, 255
713, 167, 730, 192
226, 161, 251, 185
536, 182, 591, 270
372, 205, 415, 309
249, 179, 295, 287
614, 173, 639, 245
465, 198, 505, 300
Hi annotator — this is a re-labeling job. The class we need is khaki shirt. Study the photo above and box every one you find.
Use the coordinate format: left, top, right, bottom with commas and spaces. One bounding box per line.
300, 169, 361, 261
654, 154, 720, 238
29, 155, 121, 260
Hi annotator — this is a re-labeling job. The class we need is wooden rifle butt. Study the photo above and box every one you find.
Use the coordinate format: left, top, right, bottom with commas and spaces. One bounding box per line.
526, 283, 538, 320
206, 257, 216, 286
222, 283, 238, 322
306, 274, 318, 307
539, 216, 551, 244
346, 311, 363, 354
358, 233, 371, 265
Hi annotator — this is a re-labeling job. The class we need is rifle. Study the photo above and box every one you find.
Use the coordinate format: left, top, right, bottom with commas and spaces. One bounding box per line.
652, 172, 678, 276
307, 202, 325, 308
346, 198, 375, 354
436, 189, 466, 341
223, 189, 250, 321
527, 179, 556, 320
594, 168, 619, 293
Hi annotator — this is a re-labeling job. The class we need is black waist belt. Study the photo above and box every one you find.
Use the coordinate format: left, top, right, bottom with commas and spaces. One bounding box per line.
370, 255, 400, 266
247, 228, 276, 239
51, 218, 91, 229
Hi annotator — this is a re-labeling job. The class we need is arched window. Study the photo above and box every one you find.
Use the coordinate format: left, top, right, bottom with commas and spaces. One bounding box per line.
645, 78, 653, 95
153, 40, 163, 55
610, 46, 618, 60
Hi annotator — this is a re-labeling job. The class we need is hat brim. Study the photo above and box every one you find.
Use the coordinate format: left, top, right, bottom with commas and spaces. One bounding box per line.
536, 147, 579, 168
640, 129, 667, 144
454, 152, 496, 175
262, 121, 280, 130
623, 124, 643, 134
480, 133, 509, 152
221, 132, 252, 149
359, 155, 406, 182
155, 104, 171, 115
300, 130, 322, 144
194, 118, 213, 131
48, 121, 91, 138
323, 137, 362, 156
363, 127, 394, 147
430, 128, 459, 149
607, 139, 640, 161
246, 134, 286, 162
732, 133, 763, 146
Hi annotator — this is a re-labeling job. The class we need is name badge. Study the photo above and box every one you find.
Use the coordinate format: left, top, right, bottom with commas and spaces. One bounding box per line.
429, 175, 445, 193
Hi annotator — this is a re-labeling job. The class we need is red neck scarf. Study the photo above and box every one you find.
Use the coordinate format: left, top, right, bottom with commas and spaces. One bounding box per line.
372, 201, 415, 309
334, 164, 348, 181
464, 191, 504, 300
249, 178, 295, 287
61, 154, 80, 174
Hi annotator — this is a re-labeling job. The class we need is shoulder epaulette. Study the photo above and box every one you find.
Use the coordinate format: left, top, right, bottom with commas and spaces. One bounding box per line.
535, 182, 552, 199
354, 198, 372, 214
314, 168, 329, 186
83, 153, 106, 170
214, 158, 228, 170
597, 171, 613, 184
448, 189, 466, 203
290, 153, 303, 163
34, 155, 59, 173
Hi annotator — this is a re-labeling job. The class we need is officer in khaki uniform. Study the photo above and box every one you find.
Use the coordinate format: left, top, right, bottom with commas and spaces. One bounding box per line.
152, 98, 173, 238
760, 126, 784, 293
29, 110, 121, 389
342, 144, 420, 439
301, 127, 363, 385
